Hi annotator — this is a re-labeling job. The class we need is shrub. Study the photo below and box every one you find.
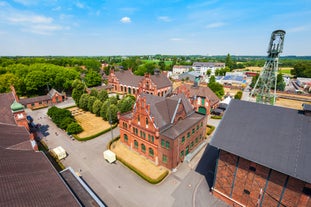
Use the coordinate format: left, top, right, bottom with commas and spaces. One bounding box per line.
67, 122, 83, 135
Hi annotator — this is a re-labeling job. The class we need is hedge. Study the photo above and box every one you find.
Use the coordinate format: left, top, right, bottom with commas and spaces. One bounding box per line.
72, 123, 118, 141
206, 124, 216, 136
107, 136, 120, 149
116, 155, 169, 184
211, 115, 222, 119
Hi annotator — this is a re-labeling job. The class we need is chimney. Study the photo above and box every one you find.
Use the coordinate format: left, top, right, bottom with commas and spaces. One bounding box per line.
193, 76, 200, 88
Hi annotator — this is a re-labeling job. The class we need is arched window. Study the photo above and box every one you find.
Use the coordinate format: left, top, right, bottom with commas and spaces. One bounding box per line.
146, 118, 148, 126
149, 148, 154, 157
141, 144, 146, 153
134, 140, 138, 148
120, 86, 123, 91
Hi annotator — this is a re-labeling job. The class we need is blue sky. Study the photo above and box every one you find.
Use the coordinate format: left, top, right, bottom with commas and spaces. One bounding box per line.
0, 0, 310, 56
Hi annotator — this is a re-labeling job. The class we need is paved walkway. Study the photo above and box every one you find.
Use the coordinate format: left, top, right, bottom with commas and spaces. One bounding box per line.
27, 101, 227, 207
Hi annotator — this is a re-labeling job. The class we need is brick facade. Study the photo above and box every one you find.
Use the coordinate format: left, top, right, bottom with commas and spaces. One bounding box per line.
213, 150, 311, 207
119, 93, 207, 169
108, 69, 172, 97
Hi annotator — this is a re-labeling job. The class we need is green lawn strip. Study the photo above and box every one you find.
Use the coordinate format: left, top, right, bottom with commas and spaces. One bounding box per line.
206, 124, 215, 136
72, 123, 118, 141
211, 115, 222, 119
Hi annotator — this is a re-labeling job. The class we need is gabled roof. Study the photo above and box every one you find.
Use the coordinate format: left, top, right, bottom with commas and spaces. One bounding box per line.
210, 100, 311, 183
175, 84, 220, 107
0, 92, 16, 125
114, 70, 143, 87
19, 89, 62, 105
150, 73, 172, 88
139, 93, 194, 131
0, 124, 80, 207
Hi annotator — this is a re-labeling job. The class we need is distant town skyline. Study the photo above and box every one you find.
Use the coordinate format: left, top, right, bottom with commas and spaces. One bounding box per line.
0, 0, 310, 56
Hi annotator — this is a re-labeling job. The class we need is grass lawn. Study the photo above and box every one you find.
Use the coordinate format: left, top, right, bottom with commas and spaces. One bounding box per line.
68, 107, 111, 139
110, 140, 168, 182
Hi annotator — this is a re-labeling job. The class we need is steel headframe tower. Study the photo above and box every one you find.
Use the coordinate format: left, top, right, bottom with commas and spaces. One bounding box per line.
250, 30, 286, 105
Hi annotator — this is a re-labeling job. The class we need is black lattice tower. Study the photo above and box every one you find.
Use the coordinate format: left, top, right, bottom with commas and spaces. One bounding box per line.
250, 30, 286, 105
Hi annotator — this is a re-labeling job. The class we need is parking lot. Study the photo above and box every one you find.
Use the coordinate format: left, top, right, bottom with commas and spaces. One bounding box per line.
27, 99, 227, 207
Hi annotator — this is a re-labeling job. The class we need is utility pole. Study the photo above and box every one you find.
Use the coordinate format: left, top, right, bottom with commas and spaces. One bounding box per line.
250, 30, 286, 105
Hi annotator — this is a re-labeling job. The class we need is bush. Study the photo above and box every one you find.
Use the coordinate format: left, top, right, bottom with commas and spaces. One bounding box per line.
206, 124, 215, 135
67, 122, 83, 135
59, 117, 75, 130
211, 115, 222, 119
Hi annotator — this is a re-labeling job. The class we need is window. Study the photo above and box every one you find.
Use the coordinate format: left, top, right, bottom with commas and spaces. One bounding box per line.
149, 148, 154, 157
133, 127, 138, 135
190, 141, 194, 149
192, 128, 195, 134
180, 150, 184, 157
124, 134, 128, 142
200, 122, 203, 127
161, 139, 165, 147
249, 166, 256, 172
140, 131, 145, 138
187, 132, 190, 138
162, 155, 168, 163
134, 140, 138, 148
166, 141, 170, 149
196, 125, 199, 130
195, 137, 198, 143
146, 118, 148, 126
141, 144, 146, 153
148, 135, 154, 143
186, 146, 189, 155
138, 115, 140, 123
123, 122, 127, 129
243, 189, 250, 195
303, 187, 311, 196
181, 136, 185, 144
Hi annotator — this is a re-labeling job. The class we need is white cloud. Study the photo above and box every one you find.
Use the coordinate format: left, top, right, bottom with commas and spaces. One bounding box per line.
170, 38, 183, 41
206, 22, 225, 29
8, 14, 53, 24
28, 24, 64, 35
120, 16, 131, 23
158, 16, 172, 22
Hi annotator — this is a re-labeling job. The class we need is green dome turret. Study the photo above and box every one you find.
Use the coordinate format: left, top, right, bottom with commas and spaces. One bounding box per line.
10, 101, 24, 112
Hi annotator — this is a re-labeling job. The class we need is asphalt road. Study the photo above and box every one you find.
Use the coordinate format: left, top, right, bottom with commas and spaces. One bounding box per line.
27, 99, 228, 207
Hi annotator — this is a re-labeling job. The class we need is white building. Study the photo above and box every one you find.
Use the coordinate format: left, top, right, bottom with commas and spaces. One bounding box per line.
172, 65, 193, 75
192, 62, 225, 76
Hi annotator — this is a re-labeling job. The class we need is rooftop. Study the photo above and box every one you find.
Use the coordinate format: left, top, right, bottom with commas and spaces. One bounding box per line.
210, 100, 311, 183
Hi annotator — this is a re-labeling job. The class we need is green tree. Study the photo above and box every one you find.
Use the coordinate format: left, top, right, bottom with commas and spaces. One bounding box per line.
234, 91, 243, 100
67, 122, 83, 134
106, 104, 119, 124
92, 99, 102, 116
24, 70, 47, 95
117, 96, 135, 113
206, 70, 211, 77
98, 89, 108, 102
89, 88, 98, 98
87, 96, 97, 112
59, 117, 75, 130
100, 100, 110, 120
84, 70, 101, 87
208, 76, 224, 99
275, 73, 286, 91
79, 94, 90, 111
0, 73, 21, 93
225, 53, 233, 70
72, 80, 85, 105
250, 74, 259, 88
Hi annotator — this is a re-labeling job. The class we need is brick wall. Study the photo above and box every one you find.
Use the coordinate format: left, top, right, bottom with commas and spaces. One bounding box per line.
213, 150, 311, 207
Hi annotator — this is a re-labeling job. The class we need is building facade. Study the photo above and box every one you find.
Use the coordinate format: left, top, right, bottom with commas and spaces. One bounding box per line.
119, 93, 207, 169
108, 69, 172, 97
174, 83, 220, 115
192, 62, 225, 76
211, 100, 311, 207
19, 89, 66, 109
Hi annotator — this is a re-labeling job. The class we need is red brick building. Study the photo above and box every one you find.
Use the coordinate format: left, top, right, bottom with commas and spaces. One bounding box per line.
174, 83, 220, 115
119, 93, 207, 169
19, 89, 66, 109
210, 100, 311, 207
108, 69, 172, 97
